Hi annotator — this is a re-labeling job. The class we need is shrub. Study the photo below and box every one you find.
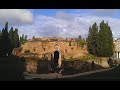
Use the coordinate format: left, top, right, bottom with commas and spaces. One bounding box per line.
76, 54, 96, 61
24, 50, 30, 53
83, 54, 96, 60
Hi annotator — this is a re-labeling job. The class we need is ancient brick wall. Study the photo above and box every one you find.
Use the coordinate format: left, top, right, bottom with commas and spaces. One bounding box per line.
21, 40, 88, 59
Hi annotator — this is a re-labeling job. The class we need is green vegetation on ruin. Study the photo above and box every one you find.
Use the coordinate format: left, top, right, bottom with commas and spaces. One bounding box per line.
65, 54, 96, 61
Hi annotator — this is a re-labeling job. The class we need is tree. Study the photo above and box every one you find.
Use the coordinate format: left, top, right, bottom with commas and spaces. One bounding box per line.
9, 27, 14, 53
1, 22, 10, 55
87, 27, 92, 53
0, 22, 24, 56
2, 28, 8, 40
3, 22, 9, 39
78, 35, 82, 40
0, 30, 2, 39
14, 28, 20, 48
77, 35, 86, 48
108, 26, 113, 56
5, 21, 8, 32
97, 20, 113, 57
87, 22, 98, 56
22, 34, 24, 40
32, 36, 35, 40
20, 34, 28, 45
25, 35, 27, 41
20, 34, 24, 44
0, 30, 2, 55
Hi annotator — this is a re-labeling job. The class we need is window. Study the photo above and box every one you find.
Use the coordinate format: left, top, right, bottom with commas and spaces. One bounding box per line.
43, 48, 45, 51
71, 47, 73, 51
34, 47, 35, 51
69, 42, 71, 46
65, 49, 67, 53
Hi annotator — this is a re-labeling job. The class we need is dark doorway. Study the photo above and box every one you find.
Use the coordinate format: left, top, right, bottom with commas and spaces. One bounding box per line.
71, 47, 73, 51
65, 49, 67, 53
118, 52, 119, 59
43, 48, 45, 51
34, 47, 35, 52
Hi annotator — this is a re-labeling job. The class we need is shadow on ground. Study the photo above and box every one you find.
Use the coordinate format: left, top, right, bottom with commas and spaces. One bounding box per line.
0, 55, 26, 81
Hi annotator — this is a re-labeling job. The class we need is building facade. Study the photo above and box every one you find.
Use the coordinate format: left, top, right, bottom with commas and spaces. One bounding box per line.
113, 38, 120, 59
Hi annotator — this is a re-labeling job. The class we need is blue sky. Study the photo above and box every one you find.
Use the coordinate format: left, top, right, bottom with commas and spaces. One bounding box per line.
0, 9, 120, 39
32, 9, 80, 16
32, 9, 120, 18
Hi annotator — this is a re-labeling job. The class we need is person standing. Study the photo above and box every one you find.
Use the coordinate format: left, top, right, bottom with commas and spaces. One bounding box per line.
91, 61, 94, 70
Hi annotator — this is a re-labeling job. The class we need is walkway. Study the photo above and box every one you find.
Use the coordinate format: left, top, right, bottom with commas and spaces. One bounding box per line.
24, 66, 120, 80
62, 66, 120, 80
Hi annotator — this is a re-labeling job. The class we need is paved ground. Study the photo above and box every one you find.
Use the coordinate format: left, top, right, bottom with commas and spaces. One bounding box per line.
60, 66, 120, 81
26, 67, 120, 81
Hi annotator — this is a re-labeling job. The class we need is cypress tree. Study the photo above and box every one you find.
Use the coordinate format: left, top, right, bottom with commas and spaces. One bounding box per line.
87, 26, 92, 54
25, 35, 27, 41
1, 22, 10, 55
79, 35, 82, 40
33, 36, 35, 39
0, 30, 2, 39
14, 28, 20, 48
0, 30, 2, 55
87, 22, 98, 55
4, 22, 9, 39
9, 27, 14, 53
20, 34, 27, 45
97, 20, 113, 57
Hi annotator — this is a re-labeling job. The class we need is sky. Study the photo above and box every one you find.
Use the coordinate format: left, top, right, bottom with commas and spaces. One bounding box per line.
0, 9, 120, 39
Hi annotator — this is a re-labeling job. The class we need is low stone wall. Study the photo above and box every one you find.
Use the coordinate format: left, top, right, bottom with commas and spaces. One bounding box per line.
16, 56, 112, 76
95, 57, 110, 68
61, 60, 105, 75
26, 60, 38, 73
24, 59, 106, 75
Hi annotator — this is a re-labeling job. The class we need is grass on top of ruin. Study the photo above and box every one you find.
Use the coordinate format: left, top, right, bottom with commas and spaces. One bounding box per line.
66, 54, 96, 61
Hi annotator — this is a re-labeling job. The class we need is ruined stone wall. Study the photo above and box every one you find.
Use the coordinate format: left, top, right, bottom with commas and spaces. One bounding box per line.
25, 59, 105, 74
21, 41, 88, 59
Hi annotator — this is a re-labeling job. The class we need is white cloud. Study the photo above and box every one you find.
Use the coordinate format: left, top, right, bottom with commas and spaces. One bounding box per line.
74, 9, 118, 17
17, 11, 120, 39
55, 11, 74, 21
0, 9, 33, 26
